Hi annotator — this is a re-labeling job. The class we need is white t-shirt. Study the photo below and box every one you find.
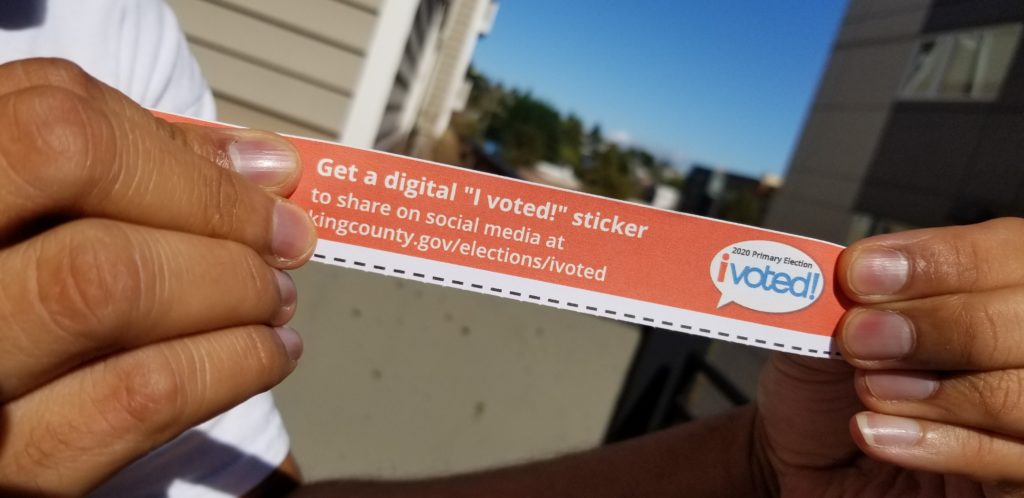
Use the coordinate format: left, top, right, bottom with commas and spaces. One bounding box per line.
0, 1, 291, 496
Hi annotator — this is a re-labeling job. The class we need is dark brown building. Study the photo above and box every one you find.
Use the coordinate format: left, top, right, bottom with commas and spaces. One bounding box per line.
766, 0, 1024, 242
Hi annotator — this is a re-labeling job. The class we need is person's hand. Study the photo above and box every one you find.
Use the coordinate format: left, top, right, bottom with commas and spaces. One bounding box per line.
755, 218, 1024, 496
0, 58, 316, 495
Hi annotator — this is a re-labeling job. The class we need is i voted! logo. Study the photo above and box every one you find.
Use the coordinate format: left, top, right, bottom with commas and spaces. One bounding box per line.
710, 240, 823, 313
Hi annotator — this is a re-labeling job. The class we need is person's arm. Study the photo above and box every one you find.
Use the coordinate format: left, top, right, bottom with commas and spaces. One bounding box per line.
284, 405, 770, 498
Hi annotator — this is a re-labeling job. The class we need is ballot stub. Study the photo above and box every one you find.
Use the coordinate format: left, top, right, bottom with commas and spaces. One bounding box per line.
157, 111, 849, 358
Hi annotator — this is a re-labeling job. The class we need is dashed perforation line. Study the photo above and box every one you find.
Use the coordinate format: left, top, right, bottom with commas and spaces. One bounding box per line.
312, 253, 838, 357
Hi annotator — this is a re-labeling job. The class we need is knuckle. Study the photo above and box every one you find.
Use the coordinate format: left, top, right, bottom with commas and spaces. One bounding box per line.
985, 216, 1024, 274
246, 326, 280, 369
4, 86, 115, 199
986, 216, 1024, 236
97, 350, 183, 436
96, 328, 287, 436
238, 247, 280, 314
971, 372, 1024, 422
34, 58, 98, 96
945, 294, 1007, 367
946, 295, 981, 365
2, 407, 100, 487
237, 326, 289, 389
158, 122, 213, 163
33, 220, 144, 344
967, 429, 996, 463
925, 217, 1024, 292
201, 169, 245, 236
5, 426, 59, 484
13, 86, 93, 152
216, 326, 290, 391
926, 236, 982, 291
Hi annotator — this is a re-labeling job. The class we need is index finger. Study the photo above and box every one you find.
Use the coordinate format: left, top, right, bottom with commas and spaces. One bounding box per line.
838, 218, 1024, 303
0, 59, 304, 197
0, 84, 315, 267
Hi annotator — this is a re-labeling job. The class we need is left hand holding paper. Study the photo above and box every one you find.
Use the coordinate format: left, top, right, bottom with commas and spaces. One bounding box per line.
754, 218, 1024, 496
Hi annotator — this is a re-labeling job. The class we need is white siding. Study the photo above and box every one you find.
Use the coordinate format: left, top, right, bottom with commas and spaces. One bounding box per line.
167, 0, 373, 137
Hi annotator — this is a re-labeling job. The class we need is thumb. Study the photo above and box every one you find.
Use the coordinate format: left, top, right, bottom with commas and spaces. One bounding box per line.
758, 353, 863, 470
156, 121, 303, 196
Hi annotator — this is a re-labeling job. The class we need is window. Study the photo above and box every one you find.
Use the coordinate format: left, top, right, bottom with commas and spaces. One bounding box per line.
900, 23, 1022, 101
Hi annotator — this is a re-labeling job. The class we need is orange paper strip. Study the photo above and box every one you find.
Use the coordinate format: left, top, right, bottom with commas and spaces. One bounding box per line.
157, 111, 850, 358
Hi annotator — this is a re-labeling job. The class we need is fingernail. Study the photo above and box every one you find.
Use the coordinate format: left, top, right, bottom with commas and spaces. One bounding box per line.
274, 326, 303, 362
225, 132, 298, 188
273, 270, 297, 325
849, 247, 909, 297
272, 201, 315, 263
856, 412, 922, 448
864, 371, 938, 401
844, 309, 914, 360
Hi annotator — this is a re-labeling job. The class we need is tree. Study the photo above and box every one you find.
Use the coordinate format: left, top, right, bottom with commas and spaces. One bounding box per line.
485, 90, 562, 166
583, 144, 640, 200
558, 114, 584, 168
586, 124, 603, 155
454, 67, 669, 201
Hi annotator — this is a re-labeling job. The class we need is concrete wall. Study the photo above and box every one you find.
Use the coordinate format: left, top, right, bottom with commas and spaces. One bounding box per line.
763, 0, 931, 243
274, 264, 638, 481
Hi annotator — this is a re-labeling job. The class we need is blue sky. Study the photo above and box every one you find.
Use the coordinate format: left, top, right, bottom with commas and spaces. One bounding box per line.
472, 1, 848, 178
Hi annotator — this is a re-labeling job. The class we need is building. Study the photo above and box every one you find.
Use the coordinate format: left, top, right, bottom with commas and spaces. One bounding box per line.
167, 0, 497, 154
409, 0, 497, 156
679, 165, 780, 227
764, 0, 1024, 243
518, 161, 584, 190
